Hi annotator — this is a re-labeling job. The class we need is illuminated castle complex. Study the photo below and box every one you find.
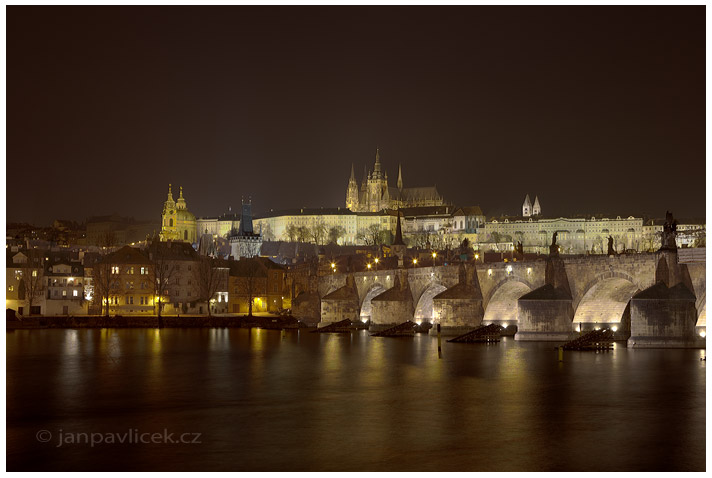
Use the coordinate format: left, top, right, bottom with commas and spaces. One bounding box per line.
346, 149, 445, 212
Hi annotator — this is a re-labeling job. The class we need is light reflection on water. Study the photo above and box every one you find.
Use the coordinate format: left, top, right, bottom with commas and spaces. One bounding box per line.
6, 328, 706, 472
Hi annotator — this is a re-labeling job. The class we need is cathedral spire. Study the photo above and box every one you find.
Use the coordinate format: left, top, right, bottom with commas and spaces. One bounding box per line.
349, 163, 355, 182
167, 184, 174, 201
374, 147, 381, 174
393, 208, 405, 246
397, 164, 403, 190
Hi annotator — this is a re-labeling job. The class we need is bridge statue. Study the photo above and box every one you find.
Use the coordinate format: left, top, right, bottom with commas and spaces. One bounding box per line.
607, 236, 616, 255
549, 232, 559, 256
660, 210, 678, 251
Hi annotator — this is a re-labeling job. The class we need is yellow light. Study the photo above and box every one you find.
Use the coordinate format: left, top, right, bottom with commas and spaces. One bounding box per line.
432, 252, 437, 258
475, 253, 479, 259
331, 263, 335, 268
413, 259, 417, 264
374, 258, 379, 263
367, 264, 371, 269
612, 326, 618, 332
700, 331, 706, 338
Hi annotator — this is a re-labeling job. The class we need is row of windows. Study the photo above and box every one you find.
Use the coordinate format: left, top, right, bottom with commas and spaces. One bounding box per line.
111, 266, 151, 275
108, 296, 152, 305
51, 289, 79, 298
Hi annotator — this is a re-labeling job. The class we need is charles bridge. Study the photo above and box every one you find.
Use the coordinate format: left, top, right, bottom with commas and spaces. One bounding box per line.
292, 248, 706, 348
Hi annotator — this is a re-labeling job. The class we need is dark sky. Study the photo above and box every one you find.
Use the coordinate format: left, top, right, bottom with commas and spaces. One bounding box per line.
7, 6, 706, 225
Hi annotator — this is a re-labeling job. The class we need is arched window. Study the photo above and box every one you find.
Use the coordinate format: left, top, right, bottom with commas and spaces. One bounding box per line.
170, 219, 173, 227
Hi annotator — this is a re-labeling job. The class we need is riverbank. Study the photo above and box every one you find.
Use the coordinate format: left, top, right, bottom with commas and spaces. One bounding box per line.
5, 314, 310, 330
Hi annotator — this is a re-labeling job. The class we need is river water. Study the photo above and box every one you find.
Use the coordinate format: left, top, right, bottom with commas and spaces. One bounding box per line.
6, 328, 706, 471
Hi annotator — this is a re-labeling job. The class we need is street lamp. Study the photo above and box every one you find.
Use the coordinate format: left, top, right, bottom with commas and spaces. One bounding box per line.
367, 263, 372, 270
432, 251, 437, 266
413, 258, 418, 268
374, 257, 379, 271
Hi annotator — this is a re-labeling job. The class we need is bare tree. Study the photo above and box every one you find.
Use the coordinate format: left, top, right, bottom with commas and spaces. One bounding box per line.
235, 259, 263, 316
356, 224, 383, 246
92, 231, 118, 317
309, 220, 327, 245
17, 250, 45, 315
285, 224, 298, 242
328, 226, 346, 245
296, 226, 310, 243
195, 257, 226, 316
261, 222, 275, 241
92, 259, 121, 317
150, 245, 176, 319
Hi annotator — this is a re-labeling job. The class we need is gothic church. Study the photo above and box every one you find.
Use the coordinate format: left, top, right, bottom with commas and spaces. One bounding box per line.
346, 149, 444, 212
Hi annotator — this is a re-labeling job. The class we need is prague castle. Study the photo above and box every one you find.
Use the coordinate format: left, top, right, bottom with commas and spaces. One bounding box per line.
346, 149, 445, 212
160, 184, 197, 243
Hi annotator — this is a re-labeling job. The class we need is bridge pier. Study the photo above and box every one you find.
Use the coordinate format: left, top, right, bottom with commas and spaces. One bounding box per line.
515, 284, 576, 341
370, 272, 414, 333
430, 264, 484, 336
317, 274, 360, 328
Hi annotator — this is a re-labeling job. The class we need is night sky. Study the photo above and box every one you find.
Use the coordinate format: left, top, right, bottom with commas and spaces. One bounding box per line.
7, 6, 706, 225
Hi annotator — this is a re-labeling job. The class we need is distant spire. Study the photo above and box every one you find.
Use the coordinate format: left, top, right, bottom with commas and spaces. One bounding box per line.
179, 186, 184, 199
349, 163, 355, 181
397, 164, 403, 190
393, 209, 405, 246
374, 147, 381, 174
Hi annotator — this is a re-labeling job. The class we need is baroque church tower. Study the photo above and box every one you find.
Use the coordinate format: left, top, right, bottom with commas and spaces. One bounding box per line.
160, 184, 197, 243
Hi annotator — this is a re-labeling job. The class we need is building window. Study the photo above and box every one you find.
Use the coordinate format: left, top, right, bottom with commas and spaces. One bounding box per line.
73, 290, 78, 297
62, 290, 67, 297
112, 266, 119, 274
128, 267, 135, 274
32, 270, 38, 277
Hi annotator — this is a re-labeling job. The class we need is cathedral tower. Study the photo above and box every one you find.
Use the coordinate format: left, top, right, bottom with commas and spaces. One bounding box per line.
522, 194, 532, 217
346, 164, 359, 211
532, 196, 541, 216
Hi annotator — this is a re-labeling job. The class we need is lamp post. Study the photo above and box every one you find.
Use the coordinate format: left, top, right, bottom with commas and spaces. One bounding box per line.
374, 257, 379, 271
432, 251, 437, 266
412, 258, 418, 268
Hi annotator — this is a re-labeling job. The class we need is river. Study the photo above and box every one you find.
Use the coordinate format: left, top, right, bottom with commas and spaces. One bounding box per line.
6, 328, 706, 471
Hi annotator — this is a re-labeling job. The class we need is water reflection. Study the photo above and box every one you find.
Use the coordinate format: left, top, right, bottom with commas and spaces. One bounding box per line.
6, 329, 707, 472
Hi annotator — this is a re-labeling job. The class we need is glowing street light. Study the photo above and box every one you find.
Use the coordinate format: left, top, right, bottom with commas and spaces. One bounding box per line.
413, 258, 418, 267
367, 263, 372, 270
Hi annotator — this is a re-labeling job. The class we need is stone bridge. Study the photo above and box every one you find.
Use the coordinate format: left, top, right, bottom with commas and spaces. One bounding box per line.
306, 250, 705, 348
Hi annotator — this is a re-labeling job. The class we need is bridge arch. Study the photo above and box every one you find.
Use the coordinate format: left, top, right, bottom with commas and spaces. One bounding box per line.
572, 276, 640, 329
483, 276, 536, 308
414, 283, 448, 323
482, 279, 533, 326
573, 270, 641, 311
696, 292, 706, 327
359, 283, 386, 321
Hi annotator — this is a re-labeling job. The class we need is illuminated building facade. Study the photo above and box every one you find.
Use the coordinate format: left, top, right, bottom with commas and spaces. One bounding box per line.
160, 184, 197, 244
346, 149, 444, 212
